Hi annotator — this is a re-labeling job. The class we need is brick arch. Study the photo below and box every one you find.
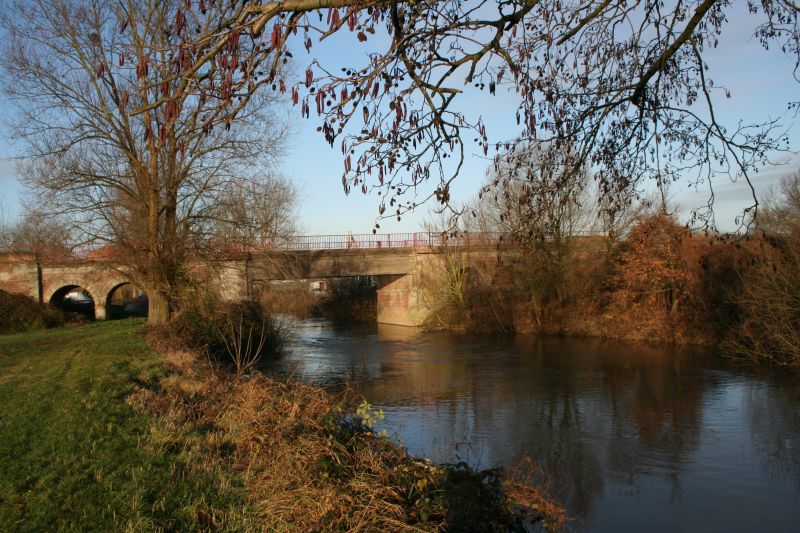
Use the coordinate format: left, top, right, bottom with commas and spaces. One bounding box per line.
99, 279, 140, 306
39, 263, 138, 320
44, 281, 103, 307
102, 280, 148, 318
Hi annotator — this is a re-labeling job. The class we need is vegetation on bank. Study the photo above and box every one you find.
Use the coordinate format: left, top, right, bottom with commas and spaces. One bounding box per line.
424, 172, 800, 368
260, 276, 378, 323
167, 295, 289, 376
0, 320, 565, 531
0, 288, 82, 333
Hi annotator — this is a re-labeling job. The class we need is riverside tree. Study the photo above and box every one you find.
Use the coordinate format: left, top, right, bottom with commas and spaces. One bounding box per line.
0, 0, 294, 324
473, 143, 593, 245
145, 0, 795, 229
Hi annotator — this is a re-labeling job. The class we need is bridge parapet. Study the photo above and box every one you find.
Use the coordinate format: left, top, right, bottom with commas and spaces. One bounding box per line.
276, 232, 502, 251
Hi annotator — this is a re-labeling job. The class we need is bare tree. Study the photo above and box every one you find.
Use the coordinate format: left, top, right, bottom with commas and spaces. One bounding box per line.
474, 142, 593, 245
206, 173, 300, 249
759, 169, 800, 237
138, 0, 796, 230
0, 208, 75, 263
727, 170, 800, 367
0, 0, 292, 323
477, 144, 593, 319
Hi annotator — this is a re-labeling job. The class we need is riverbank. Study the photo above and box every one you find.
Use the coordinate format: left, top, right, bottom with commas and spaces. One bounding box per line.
422, 213, 767, 350
0, 320, 565, 531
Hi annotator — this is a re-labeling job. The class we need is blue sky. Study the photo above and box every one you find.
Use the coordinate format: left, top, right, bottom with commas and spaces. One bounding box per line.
1, 3, 798, 235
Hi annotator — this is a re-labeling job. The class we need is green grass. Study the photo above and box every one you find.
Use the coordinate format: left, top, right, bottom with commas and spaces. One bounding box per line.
0, 320, 249, 532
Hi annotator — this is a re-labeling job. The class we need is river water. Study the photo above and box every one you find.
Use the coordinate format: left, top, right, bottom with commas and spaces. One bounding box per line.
264, 318, 800, 531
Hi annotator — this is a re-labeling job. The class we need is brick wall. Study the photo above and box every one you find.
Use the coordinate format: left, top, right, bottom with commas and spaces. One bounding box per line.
0, 252, 40, 300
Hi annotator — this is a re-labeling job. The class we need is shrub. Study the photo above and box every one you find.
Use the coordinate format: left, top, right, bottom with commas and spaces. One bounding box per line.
0, 289, 73, 333
169, 295, 287, 375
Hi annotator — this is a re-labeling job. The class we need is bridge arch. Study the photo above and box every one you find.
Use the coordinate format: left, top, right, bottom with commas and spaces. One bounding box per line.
105, 282, 148, 319
46, 283, 102, 320
44, 273, 135, 321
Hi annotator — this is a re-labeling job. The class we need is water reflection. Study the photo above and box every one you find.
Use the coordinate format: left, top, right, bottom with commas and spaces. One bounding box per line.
266, 319, 800, 531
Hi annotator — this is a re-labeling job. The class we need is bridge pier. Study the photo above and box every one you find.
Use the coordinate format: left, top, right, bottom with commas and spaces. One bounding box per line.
94, 303, 107, 321
376, 273, 428, 327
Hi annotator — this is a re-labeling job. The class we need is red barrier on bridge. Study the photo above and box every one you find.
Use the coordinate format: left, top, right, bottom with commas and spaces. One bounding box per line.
275, 232, 502, 251
21, 230, 605, 260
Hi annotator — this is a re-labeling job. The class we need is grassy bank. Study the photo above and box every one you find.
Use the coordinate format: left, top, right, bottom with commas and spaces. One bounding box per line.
0, 321, 564, 531
0, 320, 249, 531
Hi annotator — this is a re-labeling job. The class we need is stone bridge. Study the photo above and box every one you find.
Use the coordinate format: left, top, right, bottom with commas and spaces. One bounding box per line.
0, 233, 505, 326
0, 252, 137, 320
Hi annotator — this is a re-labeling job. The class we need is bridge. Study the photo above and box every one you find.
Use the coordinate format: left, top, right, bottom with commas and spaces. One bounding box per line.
0, 232, 503, 326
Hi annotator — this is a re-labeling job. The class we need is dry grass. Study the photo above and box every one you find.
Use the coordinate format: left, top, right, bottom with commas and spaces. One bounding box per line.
133, 334, 566, 531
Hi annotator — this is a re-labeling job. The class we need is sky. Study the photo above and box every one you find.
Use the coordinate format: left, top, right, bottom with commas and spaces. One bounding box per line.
1, 3, 798, 236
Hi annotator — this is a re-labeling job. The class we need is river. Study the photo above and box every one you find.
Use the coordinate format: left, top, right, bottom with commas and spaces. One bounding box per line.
264, 318, 800, 531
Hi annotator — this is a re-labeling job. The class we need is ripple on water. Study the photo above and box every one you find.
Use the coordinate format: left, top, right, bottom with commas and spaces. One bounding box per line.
266, 319, 800, 531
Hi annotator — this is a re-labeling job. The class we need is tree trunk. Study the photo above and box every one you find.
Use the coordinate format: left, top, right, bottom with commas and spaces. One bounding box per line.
147, 289, 170, 325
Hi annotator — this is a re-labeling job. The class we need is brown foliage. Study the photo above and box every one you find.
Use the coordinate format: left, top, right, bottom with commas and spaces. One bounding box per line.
132, 339, 566, 531
606, 212, 702, 342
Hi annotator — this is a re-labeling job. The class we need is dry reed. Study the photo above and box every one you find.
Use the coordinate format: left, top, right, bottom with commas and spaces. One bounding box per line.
130, 334, 566, 531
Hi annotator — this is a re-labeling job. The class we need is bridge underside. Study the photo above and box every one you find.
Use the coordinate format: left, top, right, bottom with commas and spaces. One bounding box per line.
249, 248, 431, 326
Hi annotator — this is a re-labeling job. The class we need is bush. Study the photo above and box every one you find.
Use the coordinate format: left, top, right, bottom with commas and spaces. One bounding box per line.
725, 237, 800, 367
606, 210, 702, 341
0, 289, 74, 333
169, 295, 287, 376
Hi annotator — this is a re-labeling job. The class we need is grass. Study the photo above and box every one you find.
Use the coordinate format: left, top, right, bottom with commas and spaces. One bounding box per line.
0, 320, 250, 532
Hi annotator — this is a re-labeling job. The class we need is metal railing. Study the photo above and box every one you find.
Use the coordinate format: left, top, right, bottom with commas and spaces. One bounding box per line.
275, 231, 502, 251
